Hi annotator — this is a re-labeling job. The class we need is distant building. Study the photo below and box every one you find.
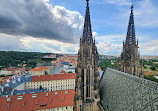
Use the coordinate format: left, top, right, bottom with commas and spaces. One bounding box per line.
98, 67, 102, 72
25, 73, 76, 91
99, 55, 118, 59
13, 89, 46, 95
29, 67, 50, 76
117, 5, 143, 77
0, 89, 75, 111
63, 65, 75, 73
153, 62, 158, 64
61, 61, 69, 65
51, 60, 60, 66
43, 55, 56, 59
69, 61, 77, 67
0, 67, 23, 76
36, 62, 53, 67
0, 73, 32, 96
66, 55, 78, 61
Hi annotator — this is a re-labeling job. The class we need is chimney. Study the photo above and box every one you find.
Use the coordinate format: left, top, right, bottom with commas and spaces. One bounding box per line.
7, 97, 11, 102
22, 101, 26, 106
5, 83, 9, 87
35, 99, 39, 105
11, 91, 13, 96
17, 96, 23, 100
62, 96, 65, 102
18, 78, 20, 82
1, 86, 4, 92
49, 97, 52, 103
7, 79, 10, 83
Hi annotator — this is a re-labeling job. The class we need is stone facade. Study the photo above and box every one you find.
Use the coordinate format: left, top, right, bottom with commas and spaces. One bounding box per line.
74, 0, 100, 111
118, 5, 143, 77
25, 78, 75, 91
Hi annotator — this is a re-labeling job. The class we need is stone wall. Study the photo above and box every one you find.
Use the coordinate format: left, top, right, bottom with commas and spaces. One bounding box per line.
100, 67, 158, 111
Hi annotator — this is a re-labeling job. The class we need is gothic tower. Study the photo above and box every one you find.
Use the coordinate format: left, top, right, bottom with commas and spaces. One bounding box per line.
118, 5, 143, 77
74, 0, 100, 111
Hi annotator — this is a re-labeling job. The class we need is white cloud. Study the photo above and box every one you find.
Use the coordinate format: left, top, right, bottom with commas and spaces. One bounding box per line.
0, 0, 157, 56
134, 0, 158, 28
97, 41, 122, 55
0, 32, 79, 54
0, 33, 25, 51
0, 0, 84, 43
96, 34, 125, 43
95, 34, 124, 55
20, 36, 79, 54
140, 39, 158, 55
92, 32, 98, 37
95, 33, 158, 56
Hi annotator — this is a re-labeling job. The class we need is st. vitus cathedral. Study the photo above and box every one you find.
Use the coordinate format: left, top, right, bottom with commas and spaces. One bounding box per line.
74, 0, 100, 111
117, 5, 143, 77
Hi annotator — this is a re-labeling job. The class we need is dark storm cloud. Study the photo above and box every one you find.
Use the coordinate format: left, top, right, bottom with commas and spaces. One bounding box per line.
0, 0, 83, 43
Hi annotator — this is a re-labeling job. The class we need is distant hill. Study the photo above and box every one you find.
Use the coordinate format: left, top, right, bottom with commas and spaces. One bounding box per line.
0, 51, 53, 69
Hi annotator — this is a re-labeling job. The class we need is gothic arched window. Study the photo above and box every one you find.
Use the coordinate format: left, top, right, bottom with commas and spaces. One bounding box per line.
86, 67, 90, 98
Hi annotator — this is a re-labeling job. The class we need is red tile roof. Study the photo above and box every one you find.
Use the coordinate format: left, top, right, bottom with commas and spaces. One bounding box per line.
60, 70, 67, 74
29, 67, 49, 72
31, 73, 76, 82
0, 89, 75, 111
2, 68, 20, 71
67, 55, 78, 58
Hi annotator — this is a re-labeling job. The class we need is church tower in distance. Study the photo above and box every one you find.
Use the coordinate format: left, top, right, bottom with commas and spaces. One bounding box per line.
74, 0, 100, 111
118, 5, 143, 77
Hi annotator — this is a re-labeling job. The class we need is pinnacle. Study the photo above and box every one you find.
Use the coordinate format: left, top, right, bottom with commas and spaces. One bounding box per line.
131, 5, 133, 10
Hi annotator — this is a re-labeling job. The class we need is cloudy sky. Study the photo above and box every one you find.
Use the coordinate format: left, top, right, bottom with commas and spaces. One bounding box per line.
0, 0, 158, 55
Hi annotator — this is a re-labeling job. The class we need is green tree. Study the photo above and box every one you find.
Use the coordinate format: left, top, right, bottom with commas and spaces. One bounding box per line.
68, 71, 73, 73
144, 66, 147, 69
0, 74, 5, 77
150, 66, 156, 70
144, 75, 158, 83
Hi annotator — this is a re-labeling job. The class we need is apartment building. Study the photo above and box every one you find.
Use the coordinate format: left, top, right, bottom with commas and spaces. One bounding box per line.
29, 67, 50, 76
25, 73, 76, 91
0, 67, 23, 76
0, 73, 32, 96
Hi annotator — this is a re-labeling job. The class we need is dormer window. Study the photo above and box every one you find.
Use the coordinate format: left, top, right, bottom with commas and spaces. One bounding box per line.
55, 92, 58, 95
32, 94, 37, 98
17, 96, 23, 100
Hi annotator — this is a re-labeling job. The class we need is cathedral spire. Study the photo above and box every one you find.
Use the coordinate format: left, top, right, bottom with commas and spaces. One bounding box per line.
74, 0, 100, 110
118, 5, 143, 77
125, 5, 136, 45
83, 0, 92, 40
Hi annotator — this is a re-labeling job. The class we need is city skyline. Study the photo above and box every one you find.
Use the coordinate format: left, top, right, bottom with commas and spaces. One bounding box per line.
0, 0, 158, 55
